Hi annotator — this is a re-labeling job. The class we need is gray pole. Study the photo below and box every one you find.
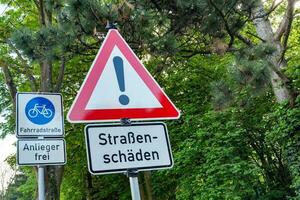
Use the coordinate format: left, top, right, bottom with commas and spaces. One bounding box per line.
38, 166, 45, 200
120, 119, 141, 200
128, 170, 141, 200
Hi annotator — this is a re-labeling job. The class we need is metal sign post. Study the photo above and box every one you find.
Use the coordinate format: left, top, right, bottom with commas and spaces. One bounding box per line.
84, 120, 173, 200
38, 165, 45, 200
38, 135, 45, 200
121, 119, 141, 200
127, 170, 141, 200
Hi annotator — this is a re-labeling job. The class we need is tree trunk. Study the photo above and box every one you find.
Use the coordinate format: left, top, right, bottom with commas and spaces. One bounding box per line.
139, 172, 153, 200
85, 173, 93, 200
1, 65, 17, 113
143, 172, 153, 200
251, 0, 293, 104
40, 60, 52, 92
34, 1, 65, 199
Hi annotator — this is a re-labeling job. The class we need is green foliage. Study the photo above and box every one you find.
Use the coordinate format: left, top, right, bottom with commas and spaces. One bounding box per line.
16, 170, 36, 200
190, 110, 258, 200
211, 80, 233, 109
233, 44, 273, 89
285, 17, 300, 93
11, 25, 75, 61
5, 169, 36, 200
0, 73, 14, 138
147, 55, 258, 199
211, 43, 275, 110
262, 100, 300, 199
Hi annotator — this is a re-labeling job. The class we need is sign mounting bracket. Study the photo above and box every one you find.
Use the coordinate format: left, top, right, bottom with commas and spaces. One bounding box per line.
120, 118, 131, 126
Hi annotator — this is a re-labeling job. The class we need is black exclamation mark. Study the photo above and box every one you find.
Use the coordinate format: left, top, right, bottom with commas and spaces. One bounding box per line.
113, 56, 130, 105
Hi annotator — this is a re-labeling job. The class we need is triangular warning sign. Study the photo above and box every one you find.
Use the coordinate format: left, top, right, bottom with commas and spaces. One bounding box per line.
67, 29, 180, 122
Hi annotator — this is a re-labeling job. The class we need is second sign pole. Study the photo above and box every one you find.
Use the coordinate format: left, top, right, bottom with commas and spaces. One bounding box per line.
127, 170, 141, 200
121, 118, 141, 200
38, 165, 45, 200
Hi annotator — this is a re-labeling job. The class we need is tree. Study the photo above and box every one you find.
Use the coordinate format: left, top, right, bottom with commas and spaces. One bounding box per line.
0, 0, 72, 199
251, 0, 296, 104
83, 0, 296, 106
4, 171, 36, 200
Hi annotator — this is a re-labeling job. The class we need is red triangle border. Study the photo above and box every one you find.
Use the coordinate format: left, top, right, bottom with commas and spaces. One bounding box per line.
67, 29, 180, 122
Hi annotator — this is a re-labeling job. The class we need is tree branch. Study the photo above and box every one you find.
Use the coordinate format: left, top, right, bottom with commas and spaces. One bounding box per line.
269, 61, 290, 84
8, 43, 37, 91
280, 0, 296, 59
266, 0, 284, 18
274, 0, 296, 41
250, 0, 283, 20
32, 0, 40, 10
37, 0, 45, 26
235, 33, 253, 46
54, 57, 66, 93
246, 31, 266, 42
209, 0, 235, 47
150, 0, 161, 11
1, 64, 17, 114
179, 49, 212, 58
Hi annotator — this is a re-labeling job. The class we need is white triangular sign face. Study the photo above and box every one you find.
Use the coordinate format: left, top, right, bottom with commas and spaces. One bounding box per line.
86, 46, 162, 109
67, 29, 180, 122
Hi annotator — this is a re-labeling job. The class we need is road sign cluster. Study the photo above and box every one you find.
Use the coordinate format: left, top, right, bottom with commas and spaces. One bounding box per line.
16, 93, 66, 166
16, 29, 180, 200
66, 29, 180, 200
67, 29, 180, 175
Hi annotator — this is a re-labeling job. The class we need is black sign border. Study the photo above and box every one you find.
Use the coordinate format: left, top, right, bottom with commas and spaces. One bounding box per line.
85, 122, 173, 175
17, 138, 67, 166
16, 92, 64, 138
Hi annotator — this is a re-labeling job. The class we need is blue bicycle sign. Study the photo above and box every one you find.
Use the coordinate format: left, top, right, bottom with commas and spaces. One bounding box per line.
25, 97, 55, 125
28, 104, 53, 118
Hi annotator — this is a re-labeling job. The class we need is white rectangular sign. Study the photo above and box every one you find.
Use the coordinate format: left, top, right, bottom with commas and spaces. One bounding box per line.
85, 122, 173, 175
16, 92, 64, 137
17, 139, 66, 166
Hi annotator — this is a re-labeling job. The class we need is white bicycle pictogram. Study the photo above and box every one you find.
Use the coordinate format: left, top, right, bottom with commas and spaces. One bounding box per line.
28, 104, 53, 118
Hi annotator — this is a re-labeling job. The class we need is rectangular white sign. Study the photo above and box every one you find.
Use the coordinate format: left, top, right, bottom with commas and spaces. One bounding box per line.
17, 139, 66, 166
85, 122, 173, 175
16, 92, 64, 137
